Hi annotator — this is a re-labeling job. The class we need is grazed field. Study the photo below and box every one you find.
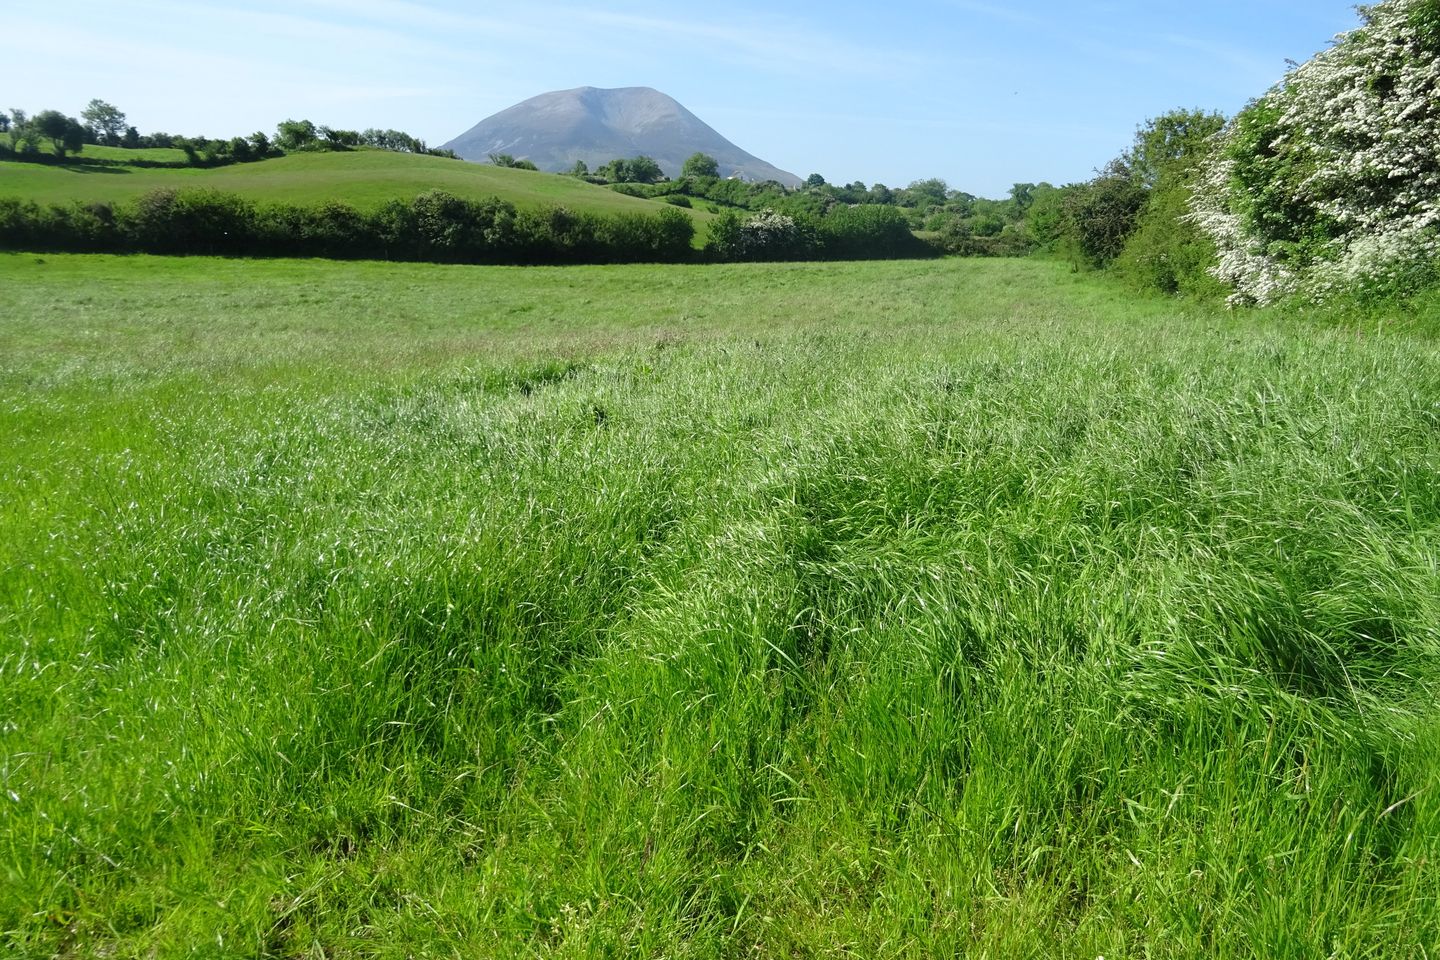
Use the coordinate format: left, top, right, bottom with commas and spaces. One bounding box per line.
0, 150, 709, 221
2, 254, 1438, 958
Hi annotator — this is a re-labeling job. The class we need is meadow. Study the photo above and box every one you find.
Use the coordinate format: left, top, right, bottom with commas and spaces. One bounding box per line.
2, 252, 1439, 958
0, 150, 708, 221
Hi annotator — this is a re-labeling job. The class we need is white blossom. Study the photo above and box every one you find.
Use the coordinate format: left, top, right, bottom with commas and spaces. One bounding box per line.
1190, 0, 1440, 303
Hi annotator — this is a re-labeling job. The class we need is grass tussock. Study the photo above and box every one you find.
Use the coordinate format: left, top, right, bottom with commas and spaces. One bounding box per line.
2, 254, 1439, 957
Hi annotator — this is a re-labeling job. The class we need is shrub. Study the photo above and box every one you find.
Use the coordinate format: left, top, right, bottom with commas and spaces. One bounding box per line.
120, 189, 259, 255
1191, 0, 1440, 303
820, 205, 922, 259
1062, 166, 1148, 268
706, 209, 813, 261
1113, 178, 1226, 297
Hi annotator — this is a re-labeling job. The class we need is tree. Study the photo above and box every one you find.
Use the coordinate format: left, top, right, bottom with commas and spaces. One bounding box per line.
488, 153, 537, 170
121, 126, 140, 149
628, 156, 663, 183
0, 113, 9, 135
81, 99, 127, 145
682, 152, 719, 178
805, 173, 827, 189
1064, 160, 1147, 267
902, 178, 948, 209
320, 126, 361, 148
275, 119, 318, 151
568, 159, 589, 177
1125, 109, 1224, 188
1008, 183, 1038, 216
598, 158, 630, 182
32, 110, 85, 158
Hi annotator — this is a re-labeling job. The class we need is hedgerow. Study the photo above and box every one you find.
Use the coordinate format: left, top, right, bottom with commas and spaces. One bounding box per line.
1191, 0, 1440, 303
0, 189, 697, 265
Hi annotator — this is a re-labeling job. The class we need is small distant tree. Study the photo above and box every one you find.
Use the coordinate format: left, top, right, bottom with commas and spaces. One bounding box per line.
1064, 159, 1148, 267
121, 125, 140, 148
33, 110, 85, 158
805, 172, 827, 189
488, 153, 537, 170
682, 152, 719, 178
319, 126, 361, 148
902, 178, 948, 209
1124, 109, 1224, 188
628, 156, 664, 183
81, 99, 127, 145
1008, 183, 1037, 216
567, 159, 589, 177
275, 119, 318, 151
248, 131, 273, 156
0, 113, 10, 135
175, 137, 201, 165
598, 158, 630, 182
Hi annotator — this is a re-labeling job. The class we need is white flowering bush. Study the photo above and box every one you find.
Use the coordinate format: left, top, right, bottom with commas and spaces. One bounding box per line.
1191, 0, 1440, 303
704, 208, 817, 260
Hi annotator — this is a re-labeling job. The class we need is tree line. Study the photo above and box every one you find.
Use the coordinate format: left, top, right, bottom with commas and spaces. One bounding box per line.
0, 100, 457, 167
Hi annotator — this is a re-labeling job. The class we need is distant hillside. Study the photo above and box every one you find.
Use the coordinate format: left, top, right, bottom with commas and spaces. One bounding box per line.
0, 150, 713, 224
443, 87, 802, 188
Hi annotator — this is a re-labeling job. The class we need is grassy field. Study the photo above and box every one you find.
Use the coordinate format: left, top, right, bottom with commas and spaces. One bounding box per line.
0, 150, 711, 223
2, 253, 1439, 958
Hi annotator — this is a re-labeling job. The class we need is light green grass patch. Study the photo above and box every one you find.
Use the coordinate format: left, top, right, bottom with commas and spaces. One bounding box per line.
0, 150, 715, 227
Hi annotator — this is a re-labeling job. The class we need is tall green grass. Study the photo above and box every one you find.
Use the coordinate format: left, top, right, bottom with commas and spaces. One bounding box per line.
2, 254, 1438, 957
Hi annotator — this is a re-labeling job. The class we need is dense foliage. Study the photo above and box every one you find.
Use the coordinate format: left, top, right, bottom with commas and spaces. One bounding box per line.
1, 104, 456, 169
0, 189, 696, 264
1192, 0, 1440, 302
0, 187, 938, 264
704, 205, 930, 260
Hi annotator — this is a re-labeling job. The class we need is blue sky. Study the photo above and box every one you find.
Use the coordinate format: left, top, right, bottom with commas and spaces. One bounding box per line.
8, 0, 1362, 197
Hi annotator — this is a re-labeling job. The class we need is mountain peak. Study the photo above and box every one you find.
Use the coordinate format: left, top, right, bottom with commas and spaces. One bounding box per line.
442, 87, 801, 187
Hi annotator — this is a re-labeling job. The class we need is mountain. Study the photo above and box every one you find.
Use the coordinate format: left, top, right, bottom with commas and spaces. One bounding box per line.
442, 87, 802, 188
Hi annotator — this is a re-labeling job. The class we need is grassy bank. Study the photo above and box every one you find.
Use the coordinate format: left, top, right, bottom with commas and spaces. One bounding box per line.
0, 150, 711, 223
2, 254, 1438, 957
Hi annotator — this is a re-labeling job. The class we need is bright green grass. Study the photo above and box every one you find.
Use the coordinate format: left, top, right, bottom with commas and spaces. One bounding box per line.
12, 143, 191, 163
2, 253, 1438, 958
0, 150, 713, 223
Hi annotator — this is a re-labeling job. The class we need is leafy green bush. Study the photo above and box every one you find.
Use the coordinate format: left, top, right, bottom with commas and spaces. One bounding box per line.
1062, 167, 1148, 268
820, 205, 929, 259
1113, 178, 1226, 297
122, 189, 258, 255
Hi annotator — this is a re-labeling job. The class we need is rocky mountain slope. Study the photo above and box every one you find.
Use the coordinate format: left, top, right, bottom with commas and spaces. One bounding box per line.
443, 87, 801, 187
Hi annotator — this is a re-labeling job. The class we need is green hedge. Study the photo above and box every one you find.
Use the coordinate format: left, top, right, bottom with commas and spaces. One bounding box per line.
0, 189, 696, 265
0, 187, 937, 264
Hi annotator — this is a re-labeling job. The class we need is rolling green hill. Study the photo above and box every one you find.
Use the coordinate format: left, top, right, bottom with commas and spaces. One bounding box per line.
0, 149, 714, 224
